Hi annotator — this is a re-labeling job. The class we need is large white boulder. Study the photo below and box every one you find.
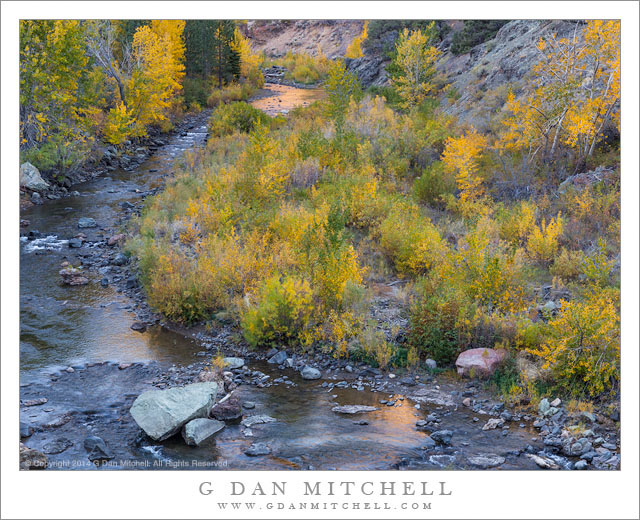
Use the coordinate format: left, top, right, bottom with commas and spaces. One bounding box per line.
20, 162, 50, 192
130, 382, 218, 441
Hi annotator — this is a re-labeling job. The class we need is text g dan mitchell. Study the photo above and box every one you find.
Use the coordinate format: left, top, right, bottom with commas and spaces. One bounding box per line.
199, 480, 453, 497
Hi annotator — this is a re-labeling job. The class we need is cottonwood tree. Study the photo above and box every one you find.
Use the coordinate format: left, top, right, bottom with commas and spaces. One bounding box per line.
324, 60, 361, 139
20, 20, 98, 171
500, 20, 620, 171
391, 24, 441, 110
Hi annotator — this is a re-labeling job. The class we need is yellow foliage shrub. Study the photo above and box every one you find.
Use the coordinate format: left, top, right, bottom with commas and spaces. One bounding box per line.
529, 288, 620, 396
242, 275, 313, 347
378, 203, 446, 276
498, 200, 537, 246
527, 213, 563, 263
550, 247, 585, 280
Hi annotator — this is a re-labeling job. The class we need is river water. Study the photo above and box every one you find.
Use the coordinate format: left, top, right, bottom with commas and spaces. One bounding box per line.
19, 87, 541, 470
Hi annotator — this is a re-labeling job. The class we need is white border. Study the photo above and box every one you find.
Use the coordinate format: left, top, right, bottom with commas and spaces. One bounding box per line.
2, 2, 639, 519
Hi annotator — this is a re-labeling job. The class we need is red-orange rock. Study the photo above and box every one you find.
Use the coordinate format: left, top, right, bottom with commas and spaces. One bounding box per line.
455, 348, 507, 377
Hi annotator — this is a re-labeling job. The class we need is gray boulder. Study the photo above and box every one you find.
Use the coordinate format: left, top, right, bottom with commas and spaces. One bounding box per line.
430, 430, 454, 445
112, 253, 129, 266
130, 382, 218, 441
244, 442, 271, 456
223, 357, 245, 370
267, 351, 288, 365
20, 162, 50, 192
84, 435, 114, 461
331, 405, 377, 414
425, 359, 437, 370
241, 415, 276, 428
182, 418, 225, 446
78, 217, 97, 229
468, 454, 505, 469
301, 366, 321, 380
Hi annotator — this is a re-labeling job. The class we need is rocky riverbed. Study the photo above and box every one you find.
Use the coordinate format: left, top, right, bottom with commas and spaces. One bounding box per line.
19, 89, 620, 472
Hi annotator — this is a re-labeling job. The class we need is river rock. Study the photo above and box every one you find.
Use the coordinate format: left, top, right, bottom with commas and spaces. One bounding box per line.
563, 438, 593, 457
130, 322, 147, 332
574, 459, 588, 470
129, 382, 219, 441
430, 430, 454, 445
468, 454, 506, 469
112, 253, 129, 266
19, 445, 47, 470
182, 418, 225, 446
301, 366, 321, 380
244, 442, 271, 456
78, 217, 97, 228
31, 192, 43, 204
526, 453, 560, 469
210, 396, 243, 421
43, 438, 73, 455
83, 435, 114, 461
20, 422, 34, 438
425, 359, 437, 370
68, 238, 83, 248
59, 263, 89, 286
107, 234, 125, 246
267, 351, 288, 365
223, 357, 245, 370
482, 418, 505, 431
455, 348, 507, 377
331, 405, 377, 414
21, 397, 48, 407
20, 162, 50, 192
242, 401, 255, 410
241, 415, 277, 427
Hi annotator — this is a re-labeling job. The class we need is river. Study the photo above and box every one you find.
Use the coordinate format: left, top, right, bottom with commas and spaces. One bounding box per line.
19, 85, 544, 471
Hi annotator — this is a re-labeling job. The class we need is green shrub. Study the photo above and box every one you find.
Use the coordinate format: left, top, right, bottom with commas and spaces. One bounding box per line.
450, 20, 508, 55
241, 275, 313, 347
412, 160, 456, 207
182, 77, 210, 108
208, 101, 271, 137
408, 292, 460, 365
21, 135, 90, 176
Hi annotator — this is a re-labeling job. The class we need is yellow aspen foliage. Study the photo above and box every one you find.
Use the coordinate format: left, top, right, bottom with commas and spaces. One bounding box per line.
103, 101, 135, 145
345, 21, 368, 59
392, 26, 441, 109
230, 28, 264, 87
526, 213, 564, 264
20, 20, 97, 169
125, 22, 186, 137
529, 288, 619, 396
499, 20, 620, 165
379, 203, 447, 276
441, 128, 488, 217
498, 200, 537, 246
241, 276, 314, 347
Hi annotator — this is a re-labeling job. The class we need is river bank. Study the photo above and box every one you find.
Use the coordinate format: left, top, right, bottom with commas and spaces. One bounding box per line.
19, 88, 620, 472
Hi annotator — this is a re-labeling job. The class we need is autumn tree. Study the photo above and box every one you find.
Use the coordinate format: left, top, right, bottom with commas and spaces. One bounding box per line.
500, 20, 620, 170
345, 21, 368, 59
230, 27, 264, 87
20, 20, 99, 172
324, 60, 361, 139
441, 128, 488, 218
391, 25, 441, 109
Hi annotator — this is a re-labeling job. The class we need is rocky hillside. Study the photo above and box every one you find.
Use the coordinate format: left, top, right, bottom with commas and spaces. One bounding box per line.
245, 20, 364, 58
249, 19, 584, 128
437, 20, 582, 128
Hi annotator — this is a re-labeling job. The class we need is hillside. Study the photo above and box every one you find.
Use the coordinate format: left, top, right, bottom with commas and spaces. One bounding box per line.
245, 20, 365, 58
249, 19, 585, 128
